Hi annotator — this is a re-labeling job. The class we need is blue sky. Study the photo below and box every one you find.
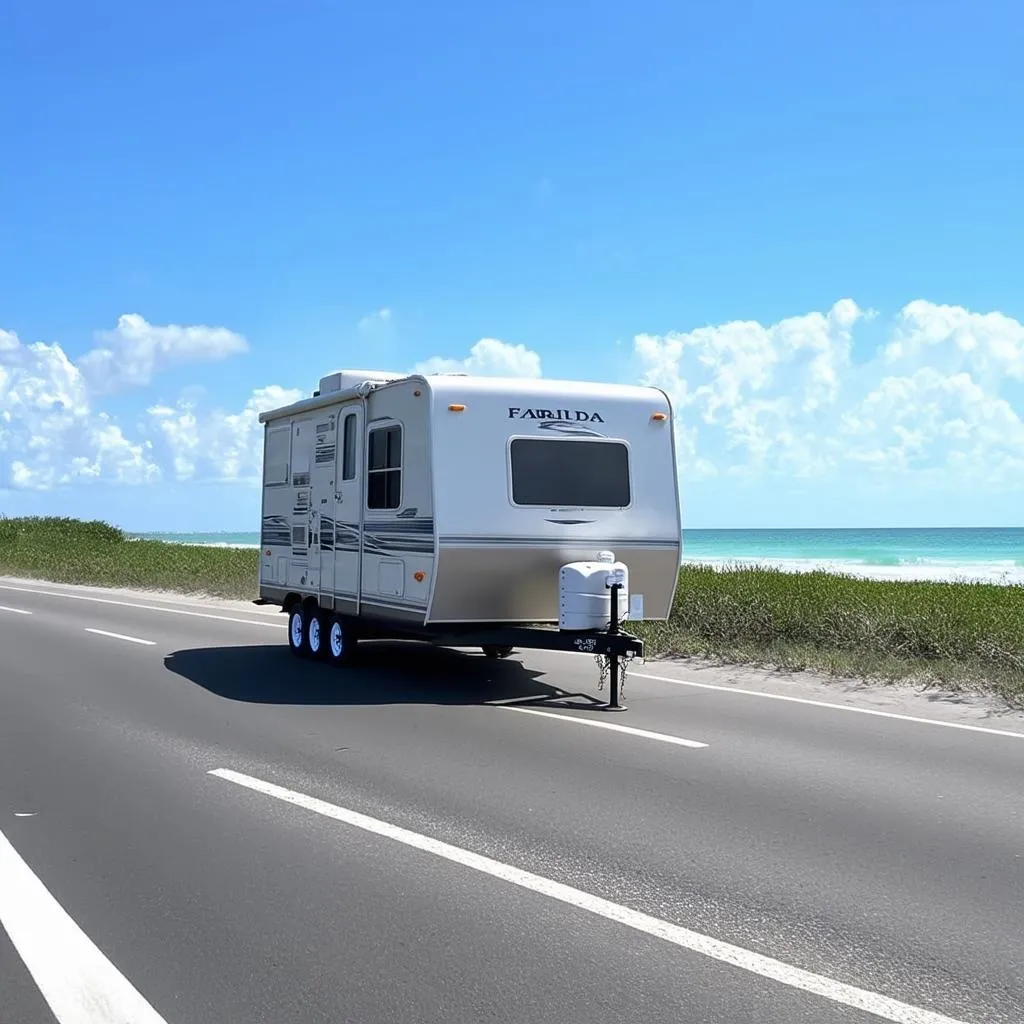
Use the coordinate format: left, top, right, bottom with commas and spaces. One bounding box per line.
2, 0, 1023, 531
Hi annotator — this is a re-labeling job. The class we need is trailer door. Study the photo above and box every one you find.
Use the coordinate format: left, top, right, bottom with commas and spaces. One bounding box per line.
312, 413, 339, 599
331, 404, 364, 609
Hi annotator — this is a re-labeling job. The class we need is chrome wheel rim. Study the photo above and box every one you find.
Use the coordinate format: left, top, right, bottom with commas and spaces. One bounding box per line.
309, 615, 321, 653
330, 621, 344, 659
289, 611, 303, 648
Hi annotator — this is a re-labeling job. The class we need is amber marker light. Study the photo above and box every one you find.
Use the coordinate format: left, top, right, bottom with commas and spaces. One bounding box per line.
413, 571, 426, 582
651, 412, 668, 421
448, 403, 466, 412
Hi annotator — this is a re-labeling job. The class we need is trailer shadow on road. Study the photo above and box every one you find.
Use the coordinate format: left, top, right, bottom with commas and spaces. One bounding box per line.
163, 641, 609, 710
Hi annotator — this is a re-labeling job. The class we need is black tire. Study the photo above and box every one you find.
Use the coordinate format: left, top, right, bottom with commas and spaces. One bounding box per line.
482, 645, 514, 660
306, 604, 326, 659
287, 606, 306, 657
325, 614, 357, 665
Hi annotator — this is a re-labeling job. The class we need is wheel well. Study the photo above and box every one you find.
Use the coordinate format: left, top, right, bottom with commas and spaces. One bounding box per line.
283, 592, 303, 615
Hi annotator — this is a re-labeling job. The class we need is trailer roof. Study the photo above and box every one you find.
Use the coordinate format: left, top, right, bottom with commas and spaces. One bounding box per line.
257, 371, 669, 424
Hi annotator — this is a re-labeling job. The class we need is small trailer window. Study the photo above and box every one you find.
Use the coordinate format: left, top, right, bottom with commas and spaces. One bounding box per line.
510, 438, 631, 508
291, 421, 311, 487
367, 423, 402, 510
263, 425, 290, 486
342, 413, 357, 481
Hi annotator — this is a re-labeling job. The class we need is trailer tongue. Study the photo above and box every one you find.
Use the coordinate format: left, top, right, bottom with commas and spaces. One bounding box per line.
396, 556, 642, 711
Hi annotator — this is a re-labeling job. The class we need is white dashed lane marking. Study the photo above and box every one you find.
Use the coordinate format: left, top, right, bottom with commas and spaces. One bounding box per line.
84, 628, 156, 647
495, 704, 708, 748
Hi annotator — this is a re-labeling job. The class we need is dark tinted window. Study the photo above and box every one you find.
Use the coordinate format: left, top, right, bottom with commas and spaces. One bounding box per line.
367, 470, 402, 510
342, 411, 358, 479
368, 424, 401, 470
367, 424, 402, 509
510, 439, 630, 507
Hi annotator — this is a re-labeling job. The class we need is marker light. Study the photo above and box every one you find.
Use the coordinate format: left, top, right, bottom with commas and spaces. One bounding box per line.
651, 412, 667, 421
413, 571, 426, 582
448, 404, 466, 412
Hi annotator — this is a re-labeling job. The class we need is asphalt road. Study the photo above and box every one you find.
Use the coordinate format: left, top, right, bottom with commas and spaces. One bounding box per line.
1, 577, 1022, 1024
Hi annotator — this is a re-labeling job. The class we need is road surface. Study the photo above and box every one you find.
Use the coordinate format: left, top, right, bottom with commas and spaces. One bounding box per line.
1, 577, 1022, 1024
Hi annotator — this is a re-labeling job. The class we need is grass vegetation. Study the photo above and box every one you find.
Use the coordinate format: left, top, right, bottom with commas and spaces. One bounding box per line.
0, 516, 257, 601
3, 516, 1023, 705
632, 562, 1024, 706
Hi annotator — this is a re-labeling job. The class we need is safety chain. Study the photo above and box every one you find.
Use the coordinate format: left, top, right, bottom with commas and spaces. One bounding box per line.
595, 651, 641, 696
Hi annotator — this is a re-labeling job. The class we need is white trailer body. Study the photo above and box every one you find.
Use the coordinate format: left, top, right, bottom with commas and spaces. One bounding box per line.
256, 370, 681, 635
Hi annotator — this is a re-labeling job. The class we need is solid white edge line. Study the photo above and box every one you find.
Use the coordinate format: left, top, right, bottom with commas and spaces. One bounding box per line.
497, 705, 708, 748
84, 628, 156, 646
0, 605, 32, 615
209, 768, 973, 1024
542, 650, 1024, 741
0, 582, 282, 629
629, 669, 1024, 741
0, 828, 170, 1024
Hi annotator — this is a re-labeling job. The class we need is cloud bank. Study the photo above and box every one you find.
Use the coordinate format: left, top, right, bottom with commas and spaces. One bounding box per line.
633, 299, 1024, 491
2, 300, 1023, 498
0, 315, 543, 490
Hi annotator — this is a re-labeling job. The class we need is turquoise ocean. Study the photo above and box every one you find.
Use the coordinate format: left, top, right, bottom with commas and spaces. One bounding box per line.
134, 527, 1024, 585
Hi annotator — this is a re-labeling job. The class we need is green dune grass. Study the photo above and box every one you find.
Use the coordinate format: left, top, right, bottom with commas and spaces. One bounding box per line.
3, 516, 1022, 704
0, 516, 256, 601
632, 562, 1024, 705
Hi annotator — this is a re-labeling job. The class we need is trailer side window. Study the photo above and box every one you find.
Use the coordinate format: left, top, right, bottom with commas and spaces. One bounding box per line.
510, 438, 631, 508
342, 413, 357, 481
367, 423, 402, 510
263, 425, 291, 486
291, 420, 311, 487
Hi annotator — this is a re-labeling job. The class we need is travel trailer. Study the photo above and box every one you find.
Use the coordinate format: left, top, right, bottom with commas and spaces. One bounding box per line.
255, 368, 681, 708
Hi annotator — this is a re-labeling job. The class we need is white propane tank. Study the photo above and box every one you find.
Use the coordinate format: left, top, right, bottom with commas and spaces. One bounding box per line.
558, 550, 629, 631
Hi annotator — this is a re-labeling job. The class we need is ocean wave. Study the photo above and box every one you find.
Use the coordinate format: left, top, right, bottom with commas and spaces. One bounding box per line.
681, 555, 1024, 585
135, 534, 1024, 585
132, 536, 260, 550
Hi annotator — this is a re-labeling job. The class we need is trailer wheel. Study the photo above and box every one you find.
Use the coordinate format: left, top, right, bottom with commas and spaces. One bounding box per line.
326, 614, 356, 665
482, 645, 514, 659
306, 606, 326, 659
287, 607, 306, 657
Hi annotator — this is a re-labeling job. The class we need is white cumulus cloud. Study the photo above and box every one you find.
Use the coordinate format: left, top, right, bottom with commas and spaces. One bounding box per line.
1, 315, 249, 490
633, 298, 1024, 489
882, 300, 1024, 379
0, 327, 160, 490
357, 307, 393, 334
414, 337, 542, 378
147, 385, 303, 483
80, 313, 248, 395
